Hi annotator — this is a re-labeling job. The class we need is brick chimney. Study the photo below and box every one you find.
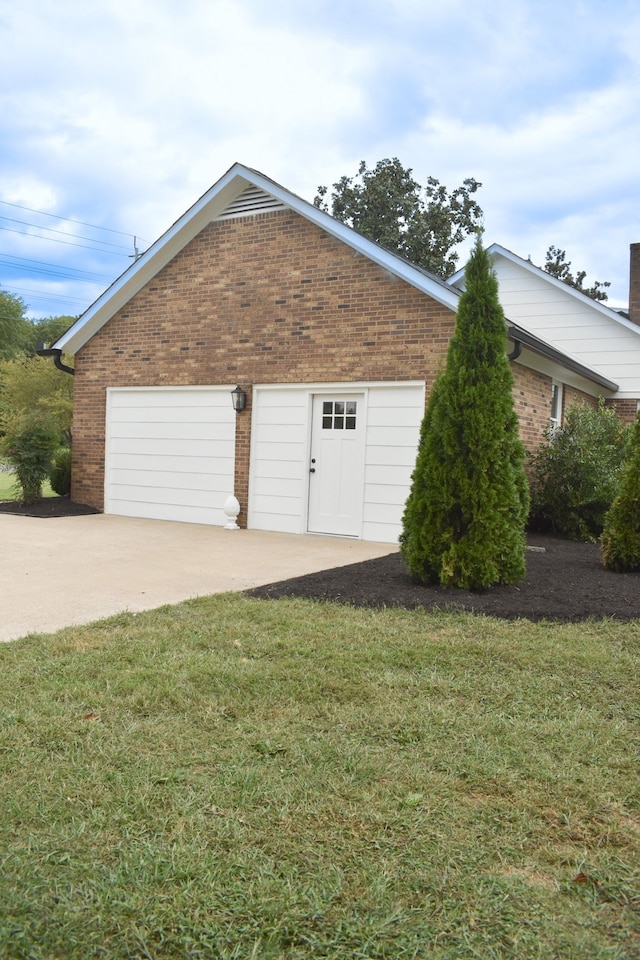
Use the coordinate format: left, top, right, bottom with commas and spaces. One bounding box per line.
629, 243, 640, 325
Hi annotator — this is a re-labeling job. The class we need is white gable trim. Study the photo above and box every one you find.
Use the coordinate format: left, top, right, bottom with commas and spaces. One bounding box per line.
54, 163, 459, 354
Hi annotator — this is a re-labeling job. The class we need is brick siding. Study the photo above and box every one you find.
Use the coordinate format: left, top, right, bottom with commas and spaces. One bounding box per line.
563, 384, 598, 414
511, 364, 553, 451
606, 397, 638, 424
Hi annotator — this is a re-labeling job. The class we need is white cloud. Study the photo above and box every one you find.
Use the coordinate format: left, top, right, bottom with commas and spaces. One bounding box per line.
0, 0, 638, 313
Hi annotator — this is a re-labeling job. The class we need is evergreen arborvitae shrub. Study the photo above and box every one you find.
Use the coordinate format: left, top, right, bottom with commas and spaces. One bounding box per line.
601, 412, 640, 571
400, 237, 529, 589
49, 447, 72, 497
528, 399, 629, 541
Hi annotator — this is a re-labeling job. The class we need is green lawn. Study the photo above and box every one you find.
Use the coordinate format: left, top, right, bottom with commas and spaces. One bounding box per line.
0, 596, 638, 959
0, 467, 57, 500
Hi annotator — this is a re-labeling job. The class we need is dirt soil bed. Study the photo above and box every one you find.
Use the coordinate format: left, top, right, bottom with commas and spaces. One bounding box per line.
2, 499, 639, 622
247, 532, 640, 623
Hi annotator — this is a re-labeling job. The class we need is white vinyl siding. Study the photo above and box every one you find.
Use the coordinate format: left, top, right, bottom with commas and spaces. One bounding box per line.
248, 382, 424, 543
105, 387, 235, 525
494, 258, 640, 397
249, 388, 309, 534
362, 384, 425, 542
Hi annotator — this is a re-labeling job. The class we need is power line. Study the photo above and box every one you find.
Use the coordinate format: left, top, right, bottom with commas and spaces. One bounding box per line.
0, 200, 146, 315
2, 283, 91, 307
0, 197, 145, 242
0, 251, 114, 283
0, 215, 132, 253
0, 222, 134, 257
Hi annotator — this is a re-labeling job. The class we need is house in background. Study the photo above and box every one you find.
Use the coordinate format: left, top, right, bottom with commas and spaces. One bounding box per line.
53, 164, 640, 543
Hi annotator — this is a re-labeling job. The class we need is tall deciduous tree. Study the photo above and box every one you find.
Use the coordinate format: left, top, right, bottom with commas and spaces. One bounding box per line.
400, 237, 529, 589
0, 289, 32, 359
314, 158, 483, 278
544, 246, 610, 301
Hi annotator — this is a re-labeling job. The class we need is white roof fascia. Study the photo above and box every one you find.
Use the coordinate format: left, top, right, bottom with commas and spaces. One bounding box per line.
54, 163, 459, 354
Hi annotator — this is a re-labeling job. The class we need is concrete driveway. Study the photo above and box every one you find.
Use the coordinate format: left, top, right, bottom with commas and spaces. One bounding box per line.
0, 514, 396, 642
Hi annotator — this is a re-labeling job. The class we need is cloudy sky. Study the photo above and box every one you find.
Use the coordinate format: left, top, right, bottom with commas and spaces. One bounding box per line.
1, 0, 638, 320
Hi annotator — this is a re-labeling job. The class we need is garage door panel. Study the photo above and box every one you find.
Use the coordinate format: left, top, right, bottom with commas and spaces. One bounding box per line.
111, 389, 229, 409
106, 388, 235, 525
110, 437, 231, 458
110, 500, 220, 525
108, 404, 229, 424
108, 483, 225, 509
109, 453, 233, 474
111, 421, 234, 441
108, 468, 233, 493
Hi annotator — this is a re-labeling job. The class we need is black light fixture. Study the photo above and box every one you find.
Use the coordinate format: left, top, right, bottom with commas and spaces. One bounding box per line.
231, 385, 247, 412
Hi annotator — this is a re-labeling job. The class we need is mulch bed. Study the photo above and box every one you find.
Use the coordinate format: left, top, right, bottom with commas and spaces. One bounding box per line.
0, 497, 100, 518
247, 532, 640, 623
2, 498, 638, 622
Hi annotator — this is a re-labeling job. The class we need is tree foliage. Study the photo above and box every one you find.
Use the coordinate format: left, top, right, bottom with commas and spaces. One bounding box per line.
0, 290, 33, 360
543, 246, 610, 301
400, 237, 529, 588
0, 354, 74, 443
49, 446, 72, 497
1, 412, 60, 503
528, 399, 629, 541
601, 412, 640, 571
315, 158, 483, 278
30, 315, 75, 350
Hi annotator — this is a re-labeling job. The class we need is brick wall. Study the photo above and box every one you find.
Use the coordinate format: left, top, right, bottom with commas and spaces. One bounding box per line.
71, 209, 457, 509
511, 364, 553, 450
563, 384, 598, 414
606, 397, 638, 424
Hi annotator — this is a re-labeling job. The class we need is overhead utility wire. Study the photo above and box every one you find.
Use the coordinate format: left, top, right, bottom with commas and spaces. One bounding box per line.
0, 260, 110, 284
0, 251, 113, 282
0, 198, 145, 242
0, 223, 133, 257
2, 283, 90, 307
0, 215, 132, 253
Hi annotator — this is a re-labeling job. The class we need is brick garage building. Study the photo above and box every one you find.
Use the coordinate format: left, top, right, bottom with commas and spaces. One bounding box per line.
53, 165, 640, 542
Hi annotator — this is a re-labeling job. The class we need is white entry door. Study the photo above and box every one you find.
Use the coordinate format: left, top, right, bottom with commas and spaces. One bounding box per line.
307, 394, 365, 536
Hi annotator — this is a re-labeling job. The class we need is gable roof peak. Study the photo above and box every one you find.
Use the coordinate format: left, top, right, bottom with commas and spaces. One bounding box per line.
53, 163, 460, 354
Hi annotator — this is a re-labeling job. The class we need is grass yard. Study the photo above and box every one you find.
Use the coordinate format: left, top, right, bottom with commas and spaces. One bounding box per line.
0, 596, 638, 959
0, 468, 57, 501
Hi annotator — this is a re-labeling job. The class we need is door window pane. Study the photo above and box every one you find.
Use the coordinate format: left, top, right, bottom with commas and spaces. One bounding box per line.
320, 399, 358, 430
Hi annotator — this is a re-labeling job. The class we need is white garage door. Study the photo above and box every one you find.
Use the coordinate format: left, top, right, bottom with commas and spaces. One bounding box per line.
105, 387, 235, 525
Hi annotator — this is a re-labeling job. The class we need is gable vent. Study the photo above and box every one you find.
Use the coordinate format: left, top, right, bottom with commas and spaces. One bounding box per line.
216, 185, 287, 220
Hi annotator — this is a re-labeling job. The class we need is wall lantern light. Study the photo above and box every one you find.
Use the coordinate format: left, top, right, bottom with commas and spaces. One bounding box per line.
231, 386, 247, 413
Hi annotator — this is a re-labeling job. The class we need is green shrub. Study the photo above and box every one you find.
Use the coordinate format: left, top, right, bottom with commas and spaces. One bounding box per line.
601, 412, 640, 571
528, 399, 629, 541
400, 238, 529, 589
0, 413, 59, 503
49, 446, 72, 497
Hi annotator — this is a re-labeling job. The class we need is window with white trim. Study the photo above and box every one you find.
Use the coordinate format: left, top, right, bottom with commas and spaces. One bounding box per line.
550, 381, 563, 431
